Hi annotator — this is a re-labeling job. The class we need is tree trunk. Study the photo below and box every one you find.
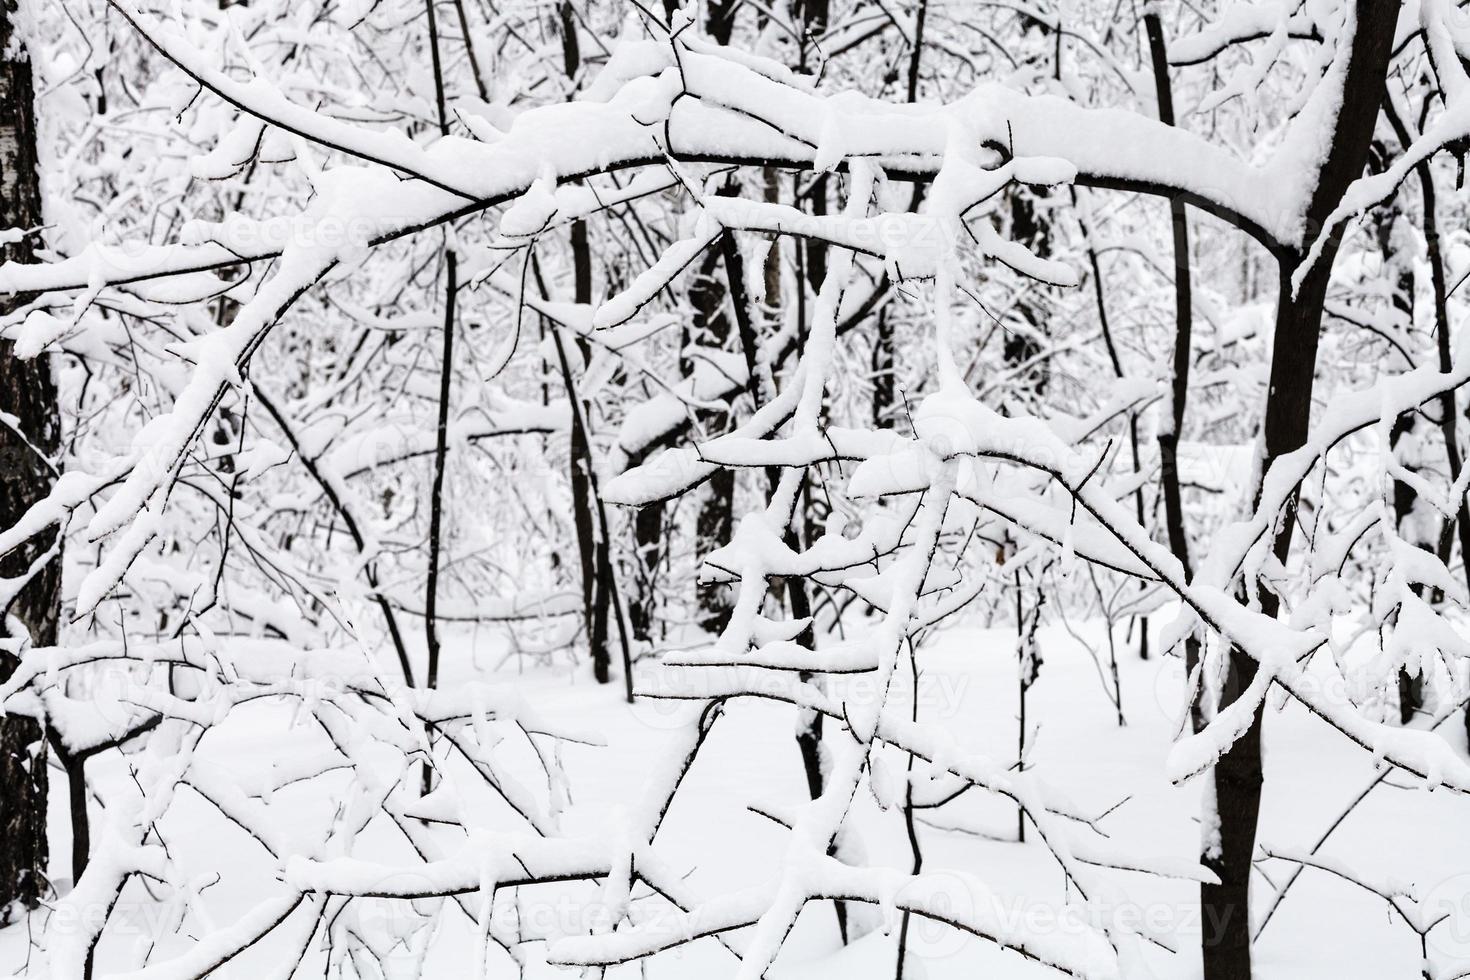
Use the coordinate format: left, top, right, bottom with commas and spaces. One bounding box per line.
1380, 97, 1470, 726
689, 239, 738, 635
558, 5, 611, 683
627, 444, 666, 644
1145, 8, 1198, 689
423, 1, 452, 794
706, 0, 738, 45
871, 307, 894, 430
1202, 7, 1398, 977
0, 0, 56, 918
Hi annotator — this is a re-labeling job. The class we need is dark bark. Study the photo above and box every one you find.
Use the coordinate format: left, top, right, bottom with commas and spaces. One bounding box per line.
558, 0, 580, 82
551, 327, 611, 684
547, 323, 634, 701
721, 227, 761, 405
689, 243, 736, 635
1004, 188, 1064, 746
530, 248, 633, 701
1390, 410, 1428, 722
0, 0, 55, 920
557, 6, 612, 683
695, 467, 736, 634
1381, 97, 1470, 726
804, 175, 829, 295
793, 0, 829, 73
872, 307, 895, 430
1418, 148, 1470, 730
627, 443, 667, 644
618, 227, 746, 642
450, 0, 489, 101
1015, 573, 1045, 842
423, 0, 453, 796
422, 250, 456, 788
47, 737, 87, 886
790, 539, 842, 940
752, 113, 840, 936
1078, 200, 1150, 661
1144, 10, 1199, 693
1004, 189, 1052, 399
594, 510, 634, 703
904, 0, 927, 104
257, 391, 416, 685
1203, 8, 1399, 978
707, 0, 738, 45
566, 333, 609, 682
1362, 134, 1427, 723
1370, 176, 1429, 723
894, 643, 922, 980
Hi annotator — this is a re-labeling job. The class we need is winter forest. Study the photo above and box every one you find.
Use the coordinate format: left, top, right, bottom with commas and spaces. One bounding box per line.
7, 0, 1470, 978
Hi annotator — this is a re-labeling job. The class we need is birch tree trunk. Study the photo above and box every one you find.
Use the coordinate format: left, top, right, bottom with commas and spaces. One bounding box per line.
0, 0, 56, 920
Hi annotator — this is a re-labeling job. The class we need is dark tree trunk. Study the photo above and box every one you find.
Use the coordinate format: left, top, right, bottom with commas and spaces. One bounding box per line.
557, 6, 611, 683
1362, 132, 1430, 724
1145, 9, 1197, 686
792, 0, 829, 73
544, 295, 633, 699
706, 0, 738, 44
691, 242, 739, 635
694, 467, 736, 634
1077, 201, 1150, 662
47, 739, 87, 886
1380, 98, 1470, 726
627, 444, 666, 644
1370, 184, 1429, 724
1003, 189, 1051, 399
422, 249, 455, 791
1389, 409, 1428, 723
871, 307, 894, 430
1202, 8, 1398, 978
423, 0, 453, 795
554, 328, 610, 684
562, 321, 610, 682
0, 0, 55, 919
804, 175, 829, 295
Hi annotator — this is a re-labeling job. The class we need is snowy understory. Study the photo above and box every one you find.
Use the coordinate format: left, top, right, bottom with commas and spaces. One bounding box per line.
5, 612, 1464, 980
3, 1, 1470, 978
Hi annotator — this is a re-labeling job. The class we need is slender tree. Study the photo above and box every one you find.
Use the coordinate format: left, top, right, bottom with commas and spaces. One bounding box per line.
1203, 6, 1400, 976
0, 0, 56, 917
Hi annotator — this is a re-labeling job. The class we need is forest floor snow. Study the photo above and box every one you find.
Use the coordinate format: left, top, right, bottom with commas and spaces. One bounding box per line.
4, 612, 1467, 978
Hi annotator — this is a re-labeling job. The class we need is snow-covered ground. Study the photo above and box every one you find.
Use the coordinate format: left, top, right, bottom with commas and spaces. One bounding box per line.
5, 613, 1467, 979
